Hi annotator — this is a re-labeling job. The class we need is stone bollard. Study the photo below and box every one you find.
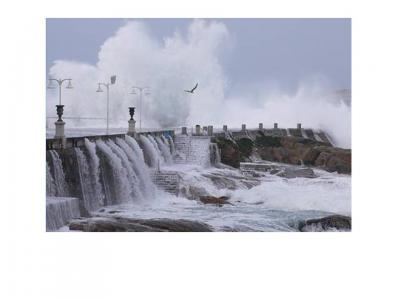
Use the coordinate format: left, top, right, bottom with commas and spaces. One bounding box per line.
207, 125, 213, 136
55, 120, 65, 139
195, 125, 201, 135
242, 124, 246, 132
223, 125, 228, 132
128, 107, 136, 135
297, 123, 302, 130
203, 126, 208, 135
54, 105, 65, 139
259, 123, 263, 130
274, 123, 278, 129
182, 126, 187, 135
128, 119, 136, 134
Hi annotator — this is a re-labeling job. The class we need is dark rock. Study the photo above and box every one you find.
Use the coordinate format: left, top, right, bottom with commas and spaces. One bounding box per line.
69, 217, 214, 232
214, 138, 240, 168
236, 138, 255, 160
298, 215, 351, 232
215, 133, 351, 174
199, 196, 233, 206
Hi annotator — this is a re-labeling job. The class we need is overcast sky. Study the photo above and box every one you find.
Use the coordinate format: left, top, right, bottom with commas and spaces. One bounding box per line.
47, 18, 351, 92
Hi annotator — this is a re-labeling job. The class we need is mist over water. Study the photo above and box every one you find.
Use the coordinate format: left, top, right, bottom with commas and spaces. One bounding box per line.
48, 20, 351, 148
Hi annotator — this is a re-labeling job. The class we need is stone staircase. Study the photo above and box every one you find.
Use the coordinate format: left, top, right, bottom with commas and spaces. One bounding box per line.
151, 171, 180, 196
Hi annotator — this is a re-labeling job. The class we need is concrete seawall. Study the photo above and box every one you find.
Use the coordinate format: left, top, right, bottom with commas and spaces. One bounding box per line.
46, 130, 175, 150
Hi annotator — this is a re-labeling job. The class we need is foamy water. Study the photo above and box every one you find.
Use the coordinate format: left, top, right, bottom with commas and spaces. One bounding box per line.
92, 164, 351, 231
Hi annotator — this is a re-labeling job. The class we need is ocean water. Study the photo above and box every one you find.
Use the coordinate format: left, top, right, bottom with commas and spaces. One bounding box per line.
91, 164, 351, 232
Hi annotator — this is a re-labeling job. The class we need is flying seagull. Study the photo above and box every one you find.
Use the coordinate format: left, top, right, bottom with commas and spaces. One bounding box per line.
185, 83, 198, 94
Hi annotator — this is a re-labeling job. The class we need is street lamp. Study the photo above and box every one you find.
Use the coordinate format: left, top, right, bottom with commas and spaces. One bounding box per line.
130, 86, 150, 131
47, 78, 73, 138
97, 75, 116, 135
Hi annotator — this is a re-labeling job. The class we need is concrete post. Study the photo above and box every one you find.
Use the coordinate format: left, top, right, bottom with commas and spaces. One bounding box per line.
274, 123, 278, 129
54, 105, 65, 139
259, 123, 263, 130
223, 125, 228, 132
297, 123, 302, 130
207, 125, 213, 136
54, 120, 65, 139
128, 107, 136, 135
181, 127, 187, 135
203, 126, 208, 134
195, 125, 201, 135
128, 119, 136, 134
242, 124, 246, 131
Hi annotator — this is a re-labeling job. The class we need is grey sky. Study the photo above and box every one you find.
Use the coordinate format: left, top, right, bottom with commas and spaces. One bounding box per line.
46, 18, 351, 92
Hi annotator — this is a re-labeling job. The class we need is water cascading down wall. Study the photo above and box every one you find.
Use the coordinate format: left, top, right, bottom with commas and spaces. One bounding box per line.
46, 133, 178, 230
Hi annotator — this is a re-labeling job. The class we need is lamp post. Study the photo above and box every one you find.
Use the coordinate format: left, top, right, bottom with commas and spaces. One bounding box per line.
130, 86, 150, 131
47, 78, 73, 139
97, 75, 116, 135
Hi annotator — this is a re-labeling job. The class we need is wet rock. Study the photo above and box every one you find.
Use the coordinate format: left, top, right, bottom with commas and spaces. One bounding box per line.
199, 196, 233, 206
277, 168, 317, 179
69, 217, 214, 232
214, 138, 240, 168
236, 133, 351, 174
298, 215, 351, 232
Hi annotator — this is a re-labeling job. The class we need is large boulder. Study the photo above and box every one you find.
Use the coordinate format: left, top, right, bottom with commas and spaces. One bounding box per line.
199, 196, 232, 206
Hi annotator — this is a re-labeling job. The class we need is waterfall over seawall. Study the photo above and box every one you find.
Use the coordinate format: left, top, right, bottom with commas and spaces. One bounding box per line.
46, 197, 81, 231
147, 135, 166, 165
140, 135, 163, 167
46, 162, 56, 197
173, 135, 213, 166
210, 143, 221, 165
75, 147, 104, 212
166, 135, 176, 156
187, 137, 212, 167
116, 137, 156, 199
84, 138, 105, 208
96, 140, 133, 204
45, 132, 223, 230
155, 136, 173, 164
49, 150, 69, 197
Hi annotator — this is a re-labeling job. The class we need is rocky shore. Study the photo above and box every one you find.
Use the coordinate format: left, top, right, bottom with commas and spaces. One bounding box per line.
213, 131, 351, 174
67, 214, 351, 232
